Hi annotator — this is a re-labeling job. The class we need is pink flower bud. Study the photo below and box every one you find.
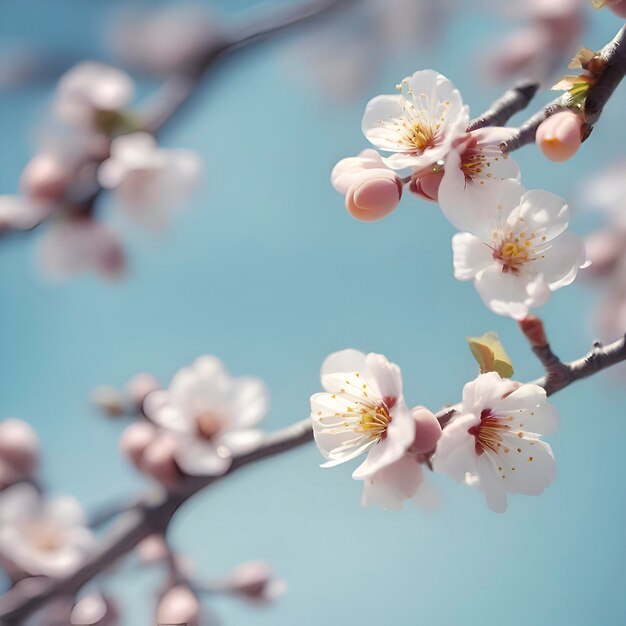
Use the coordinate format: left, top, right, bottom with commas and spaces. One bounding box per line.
118, 422, 157, 468
410, 407, 442, 454
409, 170, 444, 202
71, 593, 120, 626
137, 534, 169, 565
606, 0, 626, 18
156, 585, 200, 626
20, 153, 71, 205
536, 111, 583, 162
345, 173, 402, 221
142, 432, 182, 488
0, 419, 40, 476
124, 373, 160, 410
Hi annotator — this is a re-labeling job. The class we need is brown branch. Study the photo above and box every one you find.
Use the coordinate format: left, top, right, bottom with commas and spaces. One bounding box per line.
502, 24, 626, 153
466, 81, 539, 132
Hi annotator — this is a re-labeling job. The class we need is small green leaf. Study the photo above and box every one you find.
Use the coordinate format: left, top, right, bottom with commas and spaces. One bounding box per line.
467, 331, 514, 378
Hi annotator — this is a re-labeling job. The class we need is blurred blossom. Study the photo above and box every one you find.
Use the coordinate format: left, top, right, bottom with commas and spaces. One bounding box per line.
90, 386, 126, 418
38, 219, 126, 281
595, 256, 626, 341
581, 160, 626, 229
0, 483, 94, 577
144, 356, 269, 477
227, 561, 286, 604
53, 62, 134, 130
108, 4, 221, 76
156, 585, 201, 626
289, 0, 451, 100
0, 196, 50, 232
124, 373, 161, 411
25, 596, 74, 626
0, 418, 40, 488
98, 133, 202, 230
485, 0, 584, 85
70, 592, 120, 626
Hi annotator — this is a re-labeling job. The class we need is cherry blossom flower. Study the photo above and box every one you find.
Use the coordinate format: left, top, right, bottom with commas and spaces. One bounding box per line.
444, 179, 588, 320
361, 70, 469, 171
37, 218, 125, 281
0, 483, 94, 577
433, 372, 559, 512
360, 406, 442, 510
98, 133, 201, 230
430, 127, 520, 206
310, 349, 415, 479
54, 62, 134, 129
143, 356, 269, 476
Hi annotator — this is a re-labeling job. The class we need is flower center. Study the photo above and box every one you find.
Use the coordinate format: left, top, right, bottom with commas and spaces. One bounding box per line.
491, 230, 544, 273
26, 522, 63, 553
196, 410, 223, 440
403, 121, 435, 151
468, 409, 510, 456
353, 404, 391, 439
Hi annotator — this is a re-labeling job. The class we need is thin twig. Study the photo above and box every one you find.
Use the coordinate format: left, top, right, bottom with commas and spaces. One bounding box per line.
467, 81, 539, 131
502, 24, 626, 153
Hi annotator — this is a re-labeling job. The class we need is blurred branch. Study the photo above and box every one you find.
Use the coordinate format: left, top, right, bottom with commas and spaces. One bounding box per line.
502, 24, 626, 153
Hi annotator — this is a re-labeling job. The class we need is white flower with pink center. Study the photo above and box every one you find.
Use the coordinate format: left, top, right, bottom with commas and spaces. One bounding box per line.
433, 372, 559, 512
144, 356, 269, 476
0, 483, 94, 577
361, 70, 469, 171
310, 349, 416, 479
449, 179, 588, 319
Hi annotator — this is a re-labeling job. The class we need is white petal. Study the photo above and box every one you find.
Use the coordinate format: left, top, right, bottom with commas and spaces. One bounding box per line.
507, 189, 570, 242
364, 352, 403, 401
175, 436, 232, 476
461, 372, 516, 415
531, 231, 587, 289
452, 232, 492, 280
361, 94, 409, 152
432, 413, 479, 482
320, 349, 368, 383
360, 455, 424, 511
494, 384, 559, 436
218, 429, 265, 456
477, 453, 508, 513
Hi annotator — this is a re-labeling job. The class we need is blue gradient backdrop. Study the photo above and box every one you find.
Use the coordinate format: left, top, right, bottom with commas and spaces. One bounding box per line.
1, 1, 625, 624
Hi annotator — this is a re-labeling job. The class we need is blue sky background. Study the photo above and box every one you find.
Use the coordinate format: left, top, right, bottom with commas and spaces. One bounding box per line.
0, 1, 625, 624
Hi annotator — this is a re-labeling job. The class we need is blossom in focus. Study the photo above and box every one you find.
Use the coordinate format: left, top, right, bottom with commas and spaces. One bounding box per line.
37, 218, 126, 281
432, 127, 520, 206
310, 349, 415, 479
54, 62, 134, 129
433, 372, 559, 512
331, 150, 402, 220
109, 4, 221, 76
144, 356, 269, 476
445, 179, 588, 319
361, 70, 469, 171
98, 132, 202, 230
0, 483, 94, 577
0, 418, 40, 489
486, 0, 584, 85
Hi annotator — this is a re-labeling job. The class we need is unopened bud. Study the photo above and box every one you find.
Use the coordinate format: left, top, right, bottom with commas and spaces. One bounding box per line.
20, 153, 71, 205
409, 170, 444, 202
519, 315, 548, 348
0, 418, 40, 476
536, 111, 583, 162
142, 433, 182, 488
156, 585, 200, 626
229, 561, 286, 604
71, 593, 120, 626
410, 407, 442, 454
346, 173, 402, 221
124, 373, 160, 411
118, 422, 157, 468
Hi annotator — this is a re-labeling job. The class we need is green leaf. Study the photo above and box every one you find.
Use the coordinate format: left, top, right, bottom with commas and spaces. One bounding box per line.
467, 331, 514, 378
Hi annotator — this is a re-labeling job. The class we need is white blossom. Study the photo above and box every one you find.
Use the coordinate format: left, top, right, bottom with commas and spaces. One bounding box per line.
433, 372, 559, 513
144, 356, 269, 476
98, 132, 201, 230
0, 483, 94, 577
445, 179, 588, 319
54, 62, 134, 128
310, 349, 415, 479
361, 70, 469, 171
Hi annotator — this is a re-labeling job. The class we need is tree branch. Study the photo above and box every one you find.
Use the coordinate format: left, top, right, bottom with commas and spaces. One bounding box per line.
467, 81, 539, 131
502, 24, 626, 153
3, 332, 626, 622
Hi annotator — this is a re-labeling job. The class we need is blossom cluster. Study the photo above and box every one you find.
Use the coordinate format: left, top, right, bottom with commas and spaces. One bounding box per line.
0, 62, 201, 280
332, 70, 588, 320
310, 349, 559, 513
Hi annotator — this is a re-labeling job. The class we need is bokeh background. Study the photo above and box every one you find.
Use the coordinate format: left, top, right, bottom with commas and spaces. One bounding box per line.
1, 1, 625, 624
